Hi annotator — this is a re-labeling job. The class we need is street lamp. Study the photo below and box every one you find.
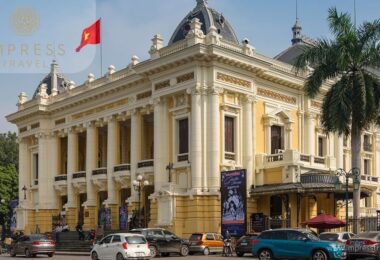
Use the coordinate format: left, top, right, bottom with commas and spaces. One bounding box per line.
22, 185, 27, 200
133, 175, 149, 228
334, 168, 360, 232
166, 162, 173, 183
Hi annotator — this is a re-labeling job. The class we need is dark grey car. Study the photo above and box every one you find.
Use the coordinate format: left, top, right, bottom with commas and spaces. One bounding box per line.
10, 234, 55, 257
235, 234, 259, 257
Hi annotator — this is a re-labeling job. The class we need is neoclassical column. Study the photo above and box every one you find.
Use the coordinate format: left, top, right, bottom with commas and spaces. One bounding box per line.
305, 112, 316, 155
67, 128, 78, 207
154, 98, 169, 191
242, 95, 254, 192
207, 86, 222, 190
298, 111, 304, 152
85, 122, 97, 206
130, 109, 142, 200
18, 137, 30, 204
106, 116, 119, 204
189, 87, 202, 190
38, 133, 59, 209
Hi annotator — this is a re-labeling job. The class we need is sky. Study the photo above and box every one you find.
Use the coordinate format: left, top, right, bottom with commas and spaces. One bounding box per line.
1, 0, 380, 133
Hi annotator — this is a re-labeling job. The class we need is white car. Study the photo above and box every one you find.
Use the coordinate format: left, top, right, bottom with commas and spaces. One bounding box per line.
91, 233, 151, 260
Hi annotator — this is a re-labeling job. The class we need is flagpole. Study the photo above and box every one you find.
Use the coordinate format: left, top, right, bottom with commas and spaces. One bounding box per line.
100, 17, 103, 77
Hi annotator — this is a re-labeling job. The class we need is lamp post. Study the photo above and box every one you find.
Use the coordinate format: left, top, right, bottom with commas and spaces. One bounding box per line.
132, 175, 149, 228
166, 162, 173, 183
334, 168, 360, 232
22, 185, 27, 200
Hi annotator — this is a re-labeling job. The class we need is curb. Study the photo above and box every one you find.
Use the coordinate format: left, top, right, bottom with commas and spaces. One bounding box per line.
55, 251, 91, 256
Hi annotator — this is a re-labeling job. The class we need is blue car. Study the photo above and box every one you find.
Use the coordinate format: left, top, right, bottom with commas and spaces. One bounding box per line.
252, 229, 346, 260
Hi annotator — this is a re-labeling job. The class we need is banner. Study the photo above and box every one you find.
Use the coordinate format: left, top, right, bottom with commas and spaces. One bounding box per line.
98, 207, 105, 226
119, 206, 127, 230
9, 199, 18, 233
105, 208, 111, 230
221, 169, 247, 237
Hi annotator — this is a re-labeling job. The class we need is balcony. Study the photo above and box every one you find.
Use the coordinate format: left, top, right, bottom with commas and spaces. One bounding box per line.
256, 149, 335, 172
363, 144, 372, 152
360, 174, 378, 187
137, 159, 154, 174
113, 163, 131, 188
54, 174, 67, 195
71, 171, 86, 193
91, 167, 107, 191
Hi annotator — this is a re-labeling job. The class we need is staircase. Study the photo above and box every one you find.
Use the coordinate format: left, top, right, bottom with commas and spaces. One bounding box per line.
55, 231, 93, 253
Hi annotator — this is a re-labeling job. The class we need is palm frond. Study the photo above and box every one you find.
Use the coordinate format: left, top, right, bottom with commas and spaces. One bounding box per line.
328, 7, 354, 37
321, 76, 352, 135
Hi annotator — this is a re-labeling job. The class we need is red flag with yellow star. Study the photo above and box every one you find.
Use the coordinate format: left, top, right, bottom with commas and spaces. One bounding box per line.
75, 19, 101, 52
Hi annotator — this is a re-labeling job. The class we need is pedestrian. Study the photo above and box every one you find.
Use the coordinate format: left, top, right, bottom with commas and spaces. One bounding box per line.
75, 223, 85, 240
54, 224, 62, 244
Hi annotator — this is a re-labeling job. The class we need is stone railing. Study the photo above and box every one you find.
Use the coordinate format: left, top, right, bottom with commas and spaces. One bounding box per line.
92, 168, 107, 176
54, 175, 67, 182
114, 164, 131, 172
137, 159, 154, 168
159, 40, 188, 57
177, 154, 189, 162
72, 171, 86, 179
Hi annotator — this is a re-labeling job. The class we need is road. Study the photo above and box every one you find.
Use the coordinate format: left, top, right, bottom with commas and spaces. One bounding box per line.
0, 253, 256, 260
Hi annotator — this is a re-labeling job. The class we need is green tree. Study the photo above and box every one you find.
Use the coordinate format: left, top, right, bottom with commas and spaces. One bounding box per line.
0, 165, 18, 233
0, 132, 18, 169
294, 8, 380, 233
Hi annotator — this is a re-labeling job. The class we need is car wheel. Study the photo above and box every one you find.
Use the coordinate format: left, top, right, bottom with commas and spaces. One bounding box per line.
180, 245, 189, 256
91, 251, 99, 260
236, 251, 244, 257
116, 252, 125, 260
312, 250, 328, 260
203, 247, 210, 255
25, 248, 31, 258
48, 253, 54, 257
149, 245, 158, 258
258, 249, 273, 260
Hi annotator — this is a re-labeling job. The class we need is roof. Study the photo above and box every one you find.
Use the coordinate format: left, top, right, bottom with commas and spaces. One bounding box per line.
168, 0, 239, 45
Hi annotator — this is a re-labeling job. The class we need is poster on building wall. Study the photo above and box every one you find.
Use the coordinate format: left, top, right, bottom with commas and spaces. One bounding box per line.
105, 208, 112, 230
119, 206, 127, 230
98, 207, 106, 227
221, 169, 246, 237
9, 199, 18, 234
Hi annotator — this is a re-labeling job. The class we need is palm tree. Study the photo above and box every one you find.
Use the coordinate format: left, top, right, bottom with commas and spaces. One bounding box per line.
294, 8, 380, 233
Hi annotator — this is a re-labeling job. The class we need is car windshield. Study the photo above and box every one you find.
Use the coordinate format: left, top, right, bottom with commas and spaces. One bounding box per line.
303, 232, 319, 241
189, 234, 202, 241
125, 236, 146, 244
319, 233, 339, 241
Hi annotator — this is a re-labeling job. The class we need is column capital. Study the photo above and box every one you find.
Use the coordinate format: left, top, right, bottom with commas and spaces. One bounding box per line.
186, 86, 202, 96
305, 112, 317, 120
208, 86, 223, 96
105, 115, 117, 123
241, 94, 256, 104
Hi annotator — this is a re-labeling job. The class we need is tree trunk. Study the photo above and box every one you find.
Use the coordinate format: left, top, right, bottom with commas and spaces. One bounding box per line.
351, 125, 361, 234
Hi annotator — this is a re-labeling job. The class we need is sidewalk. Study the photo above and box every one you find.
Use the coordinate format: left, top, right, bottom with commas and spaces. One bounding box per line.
55, 251, 90, 256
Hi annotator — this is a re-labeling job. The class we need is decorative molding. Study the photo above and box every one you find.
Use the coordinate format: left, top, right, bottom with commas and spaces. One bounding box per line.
30, 122, 40, 130
257, 88, 296, 105
208, 86, 224, 96
176, 72, 194, 84
19, 126, 27, 133
311, 100, 322, 108
155, 80, 170, 91
72, 98, 131, 120
216, 72, 251, 88
55, 118, 66, 126
136, 91, 152, 100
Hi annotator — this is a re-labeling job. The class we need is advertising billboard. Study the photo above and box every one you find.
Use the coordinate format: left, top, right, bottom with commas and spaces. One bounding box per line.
221, 169, 247, 237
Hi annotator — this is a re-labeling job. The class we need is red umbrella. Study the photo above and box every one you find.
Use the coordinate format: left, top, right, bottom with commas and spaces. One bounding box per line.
301, 213, 346, 229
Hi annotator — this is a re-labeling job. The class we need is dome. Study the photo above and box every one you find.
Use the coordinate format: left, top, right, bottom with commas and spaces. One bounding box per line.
33, 60, 71, 98
168, 0, 239, 45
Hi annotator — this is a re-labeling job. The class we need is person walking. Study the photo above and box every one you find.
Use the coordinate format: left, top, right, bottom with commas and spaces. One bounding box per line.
54, 224, 62, 244
75, 223, 85, 240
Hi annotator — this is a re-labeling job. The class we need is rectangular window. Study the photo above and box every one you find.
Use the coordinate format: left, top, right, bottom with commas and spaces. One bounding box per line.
364, 159, 370, 175
33, 153, 39, 181
318, 137, 324, 157
271, 125, 283, 154
363, 135, 371, 152
225, 117, 235, 153
178, 118, 189, 154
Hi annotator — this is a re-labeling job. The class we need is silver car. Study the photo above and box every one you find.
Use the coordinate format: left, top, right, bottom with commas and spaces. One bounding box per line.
10, 234, 55, 257
319, 232, 355, 243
